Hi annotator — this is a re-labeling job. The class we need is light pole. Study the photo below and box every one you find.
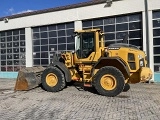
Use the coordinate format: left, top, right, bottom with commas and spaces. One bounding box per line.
144, 0, 150, 67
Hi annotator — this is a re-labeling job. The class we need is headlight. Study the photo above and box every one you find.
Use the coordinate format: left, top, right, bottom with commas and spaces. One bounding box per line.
140, 61, 144, 67
139, 58, 145, 67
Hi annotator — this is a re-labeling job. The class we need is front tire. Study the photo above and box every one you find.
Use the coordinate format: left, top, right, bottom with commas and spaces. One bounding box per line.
41, 66, 66, 92
93, 66, 125, 97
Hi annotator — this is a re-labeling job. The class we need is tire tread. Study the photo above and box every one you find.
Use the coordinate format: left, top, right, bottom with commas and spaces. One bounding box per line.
41, 66, 66, 92
93, 66, 125, 97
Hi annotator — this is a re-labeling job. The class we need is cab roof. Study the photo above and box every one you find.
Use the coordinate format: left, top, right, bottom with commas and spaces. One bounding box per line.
75, 28, 101, 33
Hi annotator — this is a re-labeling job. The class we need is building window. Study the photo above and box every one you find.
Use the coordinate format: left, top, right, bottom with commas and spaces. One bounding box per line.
32, 22, 74, 66
153, 10, 160, 72
82, 13, 142, 49
0, 29, 26, 72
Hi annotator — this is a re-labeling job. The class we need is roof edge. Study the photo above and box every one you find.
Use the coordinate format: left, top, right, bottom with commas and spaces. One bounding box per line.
0, 0, 106, 21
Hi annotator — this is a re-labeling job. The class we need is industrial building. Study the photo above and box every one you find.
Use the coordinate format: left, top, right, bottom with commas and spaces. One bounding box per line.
0, 0, 160, 82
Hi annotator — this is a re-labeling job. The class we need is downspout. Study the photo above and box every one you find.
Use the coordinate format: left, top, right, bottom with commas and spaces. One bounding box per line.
144, 0, 150, 67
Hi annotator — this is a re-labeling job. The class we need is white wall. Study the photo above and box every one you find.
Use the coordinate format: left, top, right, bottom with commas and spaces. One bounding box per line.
25, 28, 33, 67
148, 0, 160, 11
74, 20, 82, 31
0, 0, 146, 31
77, 0, 145, 20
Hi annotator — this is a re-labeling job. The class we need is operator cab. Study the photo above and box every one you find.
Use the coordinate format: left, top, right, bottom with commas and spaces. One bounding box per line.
74, 29, 104, 59
75, 31, 95, 59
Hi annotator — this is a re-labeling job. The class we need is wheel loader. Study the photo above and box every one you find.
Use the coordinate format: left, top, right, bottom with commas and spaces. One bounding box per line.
14, 28, 152, 97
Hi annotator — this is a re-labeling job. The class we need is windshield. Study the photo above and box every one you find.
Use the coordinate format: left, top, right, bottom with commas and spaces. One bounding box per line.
82, 33, 94, 49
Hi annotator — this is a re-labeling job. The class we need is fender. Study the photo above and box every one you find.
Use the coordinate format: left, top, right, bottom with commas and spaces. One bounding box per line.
50, 62, 71, 82
92, 57, 130, 79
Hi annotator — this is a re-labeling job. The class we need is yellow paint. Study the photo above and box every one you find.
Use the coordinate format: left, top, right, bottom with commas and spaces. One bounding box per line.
140, 67, 153, 82
16, 28, 153, 92
70, 69, 82, 81
100, 74, 117, 90
46, 73, 58, 87
59, 28, 152, 84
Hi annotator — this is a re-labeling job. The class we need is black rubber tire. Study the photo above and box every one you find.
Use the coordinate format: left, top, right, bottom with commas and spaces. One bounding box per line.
93, 66, 125, 97
123, 83, 130, 92
41, 66, 66, 92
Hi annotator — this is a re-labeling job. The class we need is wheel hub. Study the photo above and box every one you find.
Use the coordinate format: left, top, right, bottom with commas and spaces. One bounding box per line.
100, 75, 116, 90
46, 73, 58, 87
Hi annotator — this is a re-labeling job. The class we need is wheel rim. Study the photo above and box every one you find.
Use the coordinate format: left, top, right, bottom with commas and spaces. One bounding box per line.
46, 73, 58, 87
100, 74, 117, 90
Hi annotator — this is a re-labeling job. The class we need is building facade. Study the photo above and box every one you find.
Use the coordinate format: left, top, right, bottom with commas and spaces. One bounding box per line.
0, 0, 160, 82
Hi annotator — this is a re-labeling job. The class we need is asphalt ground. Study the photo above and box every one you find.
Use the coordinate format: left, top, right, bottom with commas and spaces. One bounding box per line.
0, 79, 160, 120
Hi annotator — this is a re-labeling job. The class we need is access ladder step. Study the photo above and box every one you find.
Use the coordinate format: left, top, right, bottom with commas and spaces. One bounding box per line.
83, 83, 92, 87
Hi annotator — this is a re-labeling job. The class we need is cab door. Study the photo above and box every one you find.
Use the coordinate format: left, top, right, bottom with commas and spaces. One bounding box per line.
74, 32, 96, 63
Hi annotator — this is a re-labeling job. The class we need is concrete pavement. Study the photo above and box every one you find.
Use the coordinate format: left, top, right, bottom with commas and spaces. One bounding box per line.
0, 79, 160, 120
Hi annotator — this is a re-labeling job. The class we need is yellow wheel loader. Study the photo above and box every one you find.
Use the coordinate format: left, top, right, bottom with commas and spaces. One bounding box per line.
15, 29, 152, 97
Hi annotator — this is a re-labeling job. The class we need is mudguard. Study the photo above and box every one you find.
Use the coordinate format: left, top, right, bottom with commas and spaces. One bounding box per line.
50, 62, 72, 82
92, 57, 130, 79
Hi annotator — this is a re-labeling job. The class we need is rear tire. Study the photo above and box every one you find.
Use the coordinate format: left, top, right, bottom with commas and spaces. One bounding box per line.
93, 66, 125, 97
41, 66, 66, 92
123, 83, 130, 92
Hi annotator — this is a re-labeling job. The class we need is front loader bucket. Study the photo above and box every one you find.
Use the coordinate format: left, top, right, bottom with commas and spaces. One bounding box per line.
14, 66, 45, 91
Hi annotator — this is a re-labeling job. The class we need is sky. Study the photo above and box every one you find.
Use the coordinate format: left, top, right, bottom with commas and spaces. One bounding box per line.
0, 0, 90, 17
